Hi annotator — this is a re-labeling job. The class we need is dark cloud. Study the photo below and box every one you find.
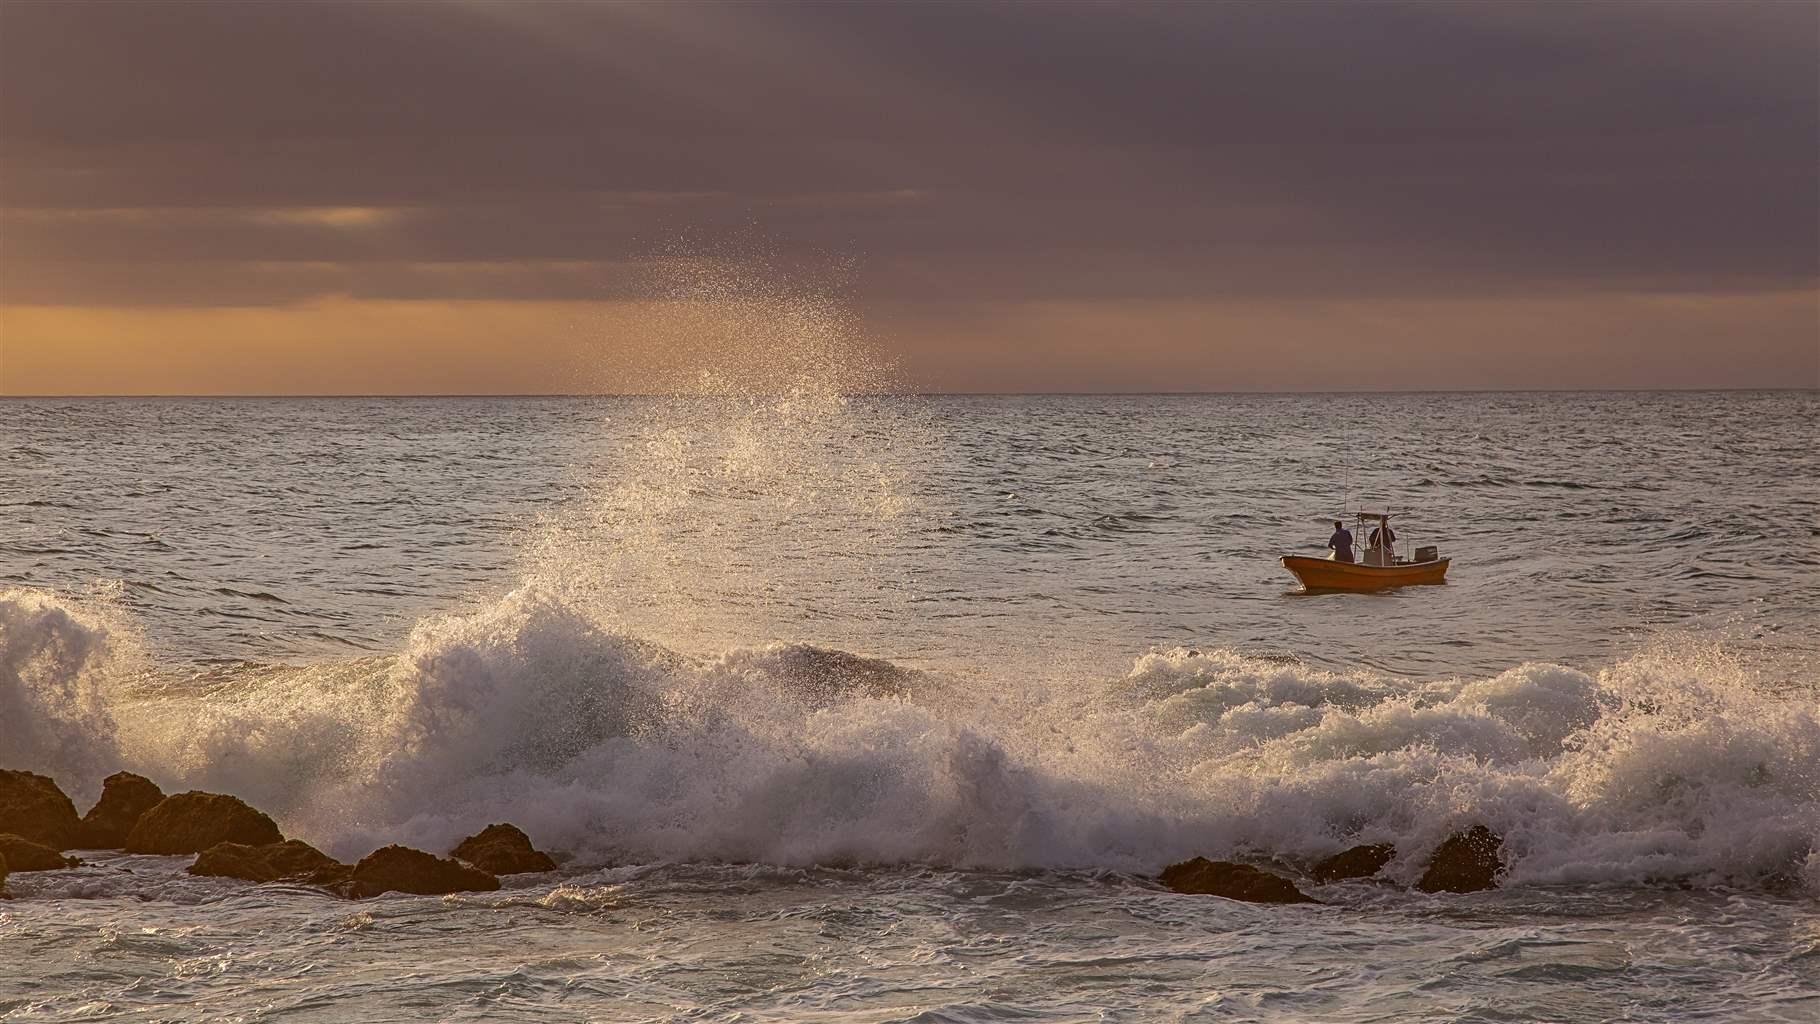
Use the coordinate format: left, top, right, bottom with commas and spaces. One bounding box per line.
1, 0, 1814, 309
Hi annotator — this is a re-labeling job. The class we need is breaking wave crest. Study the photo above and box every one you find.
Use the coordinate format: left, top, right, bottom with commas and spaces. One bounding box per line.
0, 586, 128, 788
5, 585, 1815, 891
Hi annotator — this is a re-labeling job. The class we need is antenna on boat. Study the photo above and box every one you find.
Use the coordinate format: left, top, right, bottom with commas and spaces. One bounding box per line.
1341, 409, 1351, 517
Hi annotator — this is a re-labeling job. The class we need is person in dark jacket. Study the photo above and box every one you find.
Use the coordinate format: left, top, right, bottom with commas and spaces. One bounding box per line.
1328, 520, 1355, 562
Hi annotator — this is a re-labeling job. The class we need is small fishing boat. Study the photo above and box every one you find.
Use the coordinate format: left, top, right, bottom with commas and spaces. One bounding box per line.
1281, 512, 1449, 592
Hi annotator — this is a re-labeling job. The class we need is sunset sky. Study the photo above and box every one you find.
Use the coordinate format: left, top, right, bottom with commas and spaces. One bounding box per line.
2, 0, 1815, 394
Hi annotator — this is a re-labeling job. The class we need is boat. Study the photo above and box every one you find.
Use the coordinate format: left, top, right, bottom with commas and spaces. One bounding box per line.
1281, 512, 1449, 592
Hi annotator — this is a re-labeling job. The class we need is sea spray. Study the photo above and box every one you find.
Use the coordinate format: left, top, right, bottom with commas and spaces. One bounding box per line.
6, 584, 1815, 887
0, 585, 130, 797
521, 247, 927, 659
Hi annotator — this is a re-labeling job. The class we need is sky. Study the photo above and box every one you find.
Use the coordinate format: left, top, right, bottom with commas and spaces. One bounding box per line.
1, 0, 1815, 394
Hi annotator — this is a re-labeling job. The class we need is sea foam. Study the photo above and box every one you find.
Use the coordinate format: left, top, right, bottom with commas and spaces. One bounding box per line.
4, 585, 1814, 890
0, 586, 126, 796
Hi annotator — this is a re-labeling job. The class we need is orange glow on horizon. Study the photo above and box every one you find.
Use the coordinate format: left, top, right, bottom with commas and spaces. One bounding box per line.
3, 290, 1815, 395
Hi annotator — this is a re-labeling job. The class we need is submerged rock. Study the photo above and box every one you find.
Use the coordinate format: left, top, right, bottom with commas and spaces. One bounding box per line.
1311, 843, 1397, 883
1158, 857, 1319, 904
763, 646, 916, 703
450, 823, 557, 875
0, 769, 81, 850
125, 792, 283, 855
0, 833, 81, 871
189, 839, 345, 884
1416, 826, 1504, 893
348, 845, 500, 898
75, 772, 166, 849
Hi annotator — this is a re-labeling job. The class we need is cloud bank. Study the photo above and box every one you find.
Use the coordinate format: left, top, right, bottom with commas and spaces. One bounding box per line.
2, 1, 1814, 391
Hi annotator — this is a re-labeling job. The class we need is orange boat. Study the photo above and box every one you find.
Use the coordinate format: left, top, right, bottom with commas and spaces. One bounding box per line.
1281, 512, 1449, 592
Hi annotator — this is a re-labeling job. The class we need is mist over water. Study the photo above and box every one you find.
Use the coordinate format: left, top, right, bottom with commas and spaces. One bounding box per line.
1, 278, 1816, 1019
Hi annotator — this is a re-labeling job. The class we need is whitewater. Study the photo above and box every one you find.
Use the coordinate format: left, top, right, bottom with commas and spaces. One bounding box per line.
2, 382, 1817, 1019
7, 581, 1820, 889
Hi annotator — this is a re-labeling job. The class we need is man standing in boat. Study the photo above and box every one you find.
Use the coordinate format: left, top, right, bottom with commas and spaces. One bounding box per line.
1368, 519, 1397, 563
1328, 520, 1355, 562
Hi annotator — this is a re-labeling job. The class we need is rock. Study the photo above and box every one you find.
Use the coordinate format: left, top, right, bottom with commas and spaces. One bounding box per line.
347, 845, 500, 898
1416, 825, 1504, 893
766, 646, 915, 703
1158, 857, 1319, 904
75, 772, 166, 848
449, 823, 557, 875
0, 769, 81, 850
124, 792, 282, 855
306, 862, 356, 888
189, 839, 345, 883
1311, 843, 1397, 883
0, 833, 81, 871
0, 851, 8, 895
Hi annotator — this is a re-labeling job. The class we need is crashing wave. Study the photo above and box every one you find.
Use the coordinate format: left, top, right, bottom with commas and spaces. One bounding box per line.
3, 586, 1814, 889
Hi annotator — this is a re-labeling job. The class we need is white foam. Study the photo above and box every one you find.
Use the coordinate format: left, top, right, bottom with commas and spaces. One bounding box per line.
0, 586, 128, 798
4, 586, 1814, 889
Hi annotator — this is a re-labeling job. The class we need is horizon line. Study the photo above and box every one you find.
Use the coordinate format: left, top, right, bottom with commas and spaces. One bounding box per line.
1, 386, 1815, 400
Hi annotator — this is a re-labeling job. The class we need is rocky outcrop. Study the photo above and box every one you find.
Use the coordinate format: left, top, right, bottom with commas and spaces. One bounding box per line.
124, 792, 283, 855
1158, 857, 1319, 904
449, 824, 557, 875
75, 772, 166, 848
1416, 825, 1504, 893
0, 769, 81, 850
0, 833, 81, 871
189, 840, 346, 884
1311, 843, 1397, 883
347, 845, 500, 898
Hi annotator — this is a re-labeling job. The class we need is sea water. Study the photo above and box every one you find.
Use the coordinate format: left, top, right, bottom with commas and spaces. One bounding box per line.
2, 389, 1817, 1022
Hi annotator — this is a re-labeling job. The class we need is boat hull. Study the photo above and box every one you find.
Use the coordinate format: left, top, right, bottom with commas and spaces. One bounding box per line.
1281, 554, 1449, 591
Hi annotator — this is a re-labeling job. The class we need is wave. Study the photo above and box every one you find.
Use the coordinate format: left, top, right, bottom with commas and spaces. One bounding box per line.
3, 586, 1815, 891
0, 587, 128, 785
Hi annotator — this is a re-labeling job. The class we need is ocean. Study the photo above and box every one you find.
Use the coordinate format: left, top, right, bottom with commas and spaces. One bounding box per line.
3, 390, 1817, 1022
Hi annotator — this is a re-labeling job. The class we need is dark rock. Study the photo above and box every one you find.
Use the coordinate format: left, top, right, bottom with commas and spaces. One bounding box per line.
124, 792, 282, 855
1417, 825, 1505, 893
75, 772, 166, 848
305, 862, 356, 888
767, 646, 915, 703
1158, 857, 1319, 904
0, 833, 81, 871
449, 823, 557, 875
347, 845, 500, 898
1311, 843, 1397, 883
0, 769, 81, 850
189, 839, 345, 883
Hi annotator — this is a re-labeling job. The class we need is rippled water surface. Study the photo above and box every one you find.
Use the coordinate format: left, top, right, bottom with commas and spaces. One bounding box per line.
6, 393, 1816, 675
8, 863, 1817, 1023
3, 392, 1817, 1022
